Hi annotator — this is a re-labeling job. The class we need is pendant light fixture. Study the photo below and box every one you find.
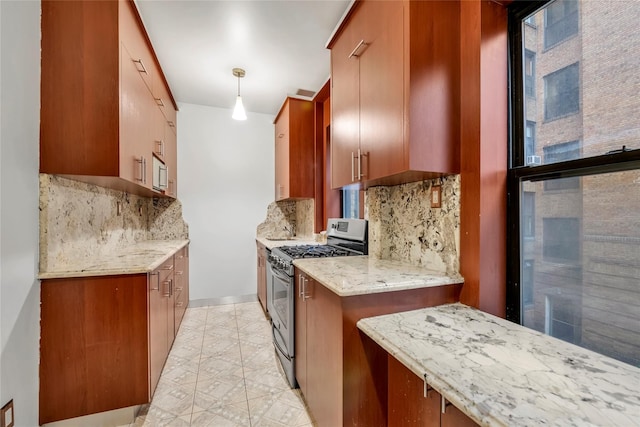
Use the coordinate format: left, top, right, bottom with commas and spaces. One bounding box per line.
232, 67, 247, 121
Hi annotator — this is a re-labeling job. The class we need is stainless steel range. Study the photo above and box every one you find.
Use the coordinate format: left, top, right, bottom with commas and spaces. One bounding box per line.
267, 218, 368, 388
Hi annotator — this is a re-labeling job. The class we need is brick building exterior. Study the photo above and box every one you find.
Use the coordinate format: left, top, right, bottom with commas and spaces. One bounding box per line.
521, 0, 640, 367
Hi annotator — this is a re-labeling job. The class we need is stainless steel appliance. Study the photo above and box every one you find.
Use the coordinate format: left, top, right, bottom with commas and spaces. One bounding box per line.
267, 218, 368, 388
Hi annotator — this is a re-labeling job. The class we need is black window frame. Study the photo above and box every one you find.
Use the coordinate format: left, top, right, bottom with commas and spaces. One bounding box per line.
506, 0, 640, 323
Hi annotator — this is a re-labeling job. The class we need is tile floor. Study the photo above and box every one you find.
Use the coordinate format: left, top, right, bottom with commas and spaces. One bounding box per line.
123, 302, 314, 426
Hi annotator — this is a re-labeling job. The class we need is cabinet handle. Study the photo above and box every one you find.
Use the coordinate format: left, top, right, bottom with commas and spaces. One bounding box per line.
278, 133, 284, 138
175, 286, 183, 292
298, 274, 304, 298
132, 58, 148, 74
163, 280, 171, 297
175, 271, 183, 276
441, 395, 452, 414
348, 40, 368, 58
423, 374, 433, 398
159, 164, 168, 189
351, 151, 356, 182
168, 121, 175, 128
149, 272, 160, 291
168, 179, 175, 196
135, 156, 145, 182
155, 140, 164, 157
357, 148, 362, 179
162, 264, 174, 270
176, 301, 184, 307
155, 97, 165, 107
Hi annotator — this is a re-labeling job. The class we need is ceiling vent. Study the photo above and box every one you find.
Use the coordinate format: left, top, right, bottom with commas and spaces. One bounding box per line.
295, 89, 316, 98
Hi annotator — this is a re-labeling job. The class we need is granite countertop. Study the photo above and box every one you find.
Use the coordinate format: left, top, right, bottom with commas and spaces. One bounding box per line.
293, 256, 463, 297
357, 303, 640, 427
255, 236, 320, 250
39, 239, 190, 279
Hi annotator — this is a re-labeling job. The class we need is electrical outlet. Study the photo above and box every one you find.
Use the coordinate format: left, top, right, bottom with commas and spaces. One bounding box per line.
430, 185, 442, 208
1, 399, 14, 427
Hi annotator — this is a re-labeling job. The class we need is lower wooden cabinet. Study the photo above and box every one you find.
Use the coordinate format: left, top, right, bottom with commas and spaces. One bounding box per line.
256, 242, 268, 314
294, 269, 462, 427
388, 354, 477, 427
39, 245, 189, 425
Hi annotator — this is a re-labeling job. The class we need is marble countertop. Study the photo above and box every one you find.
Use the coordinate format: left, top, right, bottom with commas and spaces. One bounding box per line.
39, 239, 190, 279
255, 236, 320, 250
357, 303, 640, 427
293, 256, 463, 297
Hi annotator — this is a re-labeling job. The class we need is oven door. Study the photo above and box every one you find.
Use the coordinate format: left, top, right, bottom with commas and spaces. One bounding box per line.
267, 262, 294, 354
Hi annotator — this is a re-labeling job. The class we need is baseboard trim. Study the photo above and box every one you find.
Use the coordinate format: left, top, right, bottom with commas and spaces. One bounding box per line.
188, 294, 258, 308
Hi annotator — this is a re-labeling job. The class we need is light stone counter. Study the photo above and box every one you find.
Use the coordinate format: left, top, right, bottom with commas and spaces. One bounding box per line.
39, 239, 190, 279
255, 236, 320, 251
293, 256, 463, 297
357, 303, 640, 427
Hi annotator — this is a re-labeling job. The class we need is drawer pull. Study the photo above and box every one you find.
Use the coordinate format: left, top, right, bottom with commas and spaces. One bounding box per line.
176, 301, 184, 307
132, 58, 147, 74
348, 40, 368, 58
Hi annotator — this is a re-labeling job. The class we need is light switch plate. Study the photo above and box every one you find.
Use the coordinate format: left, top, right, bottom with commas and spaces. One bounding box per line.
1, 399, 14, 427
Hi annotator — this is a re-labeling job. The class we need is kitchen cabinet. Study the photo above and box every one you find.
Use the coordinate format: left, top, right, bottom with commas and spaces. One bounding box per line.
174, 245, 189, 334
274, 97, 315, 201
256, 242, 268, 314
39, 246, 189, 424
40, 0, 179, 198
388, 354, 477, 427
329, 0, 460, 189
294, 268, 462, 427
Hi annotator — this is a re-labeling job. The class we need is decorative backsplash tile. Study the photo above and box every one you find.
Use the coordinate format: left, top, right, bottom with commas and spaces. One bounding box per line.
39, 174, 188, 273
256, 199, 315, 239
366, 176, 460, 276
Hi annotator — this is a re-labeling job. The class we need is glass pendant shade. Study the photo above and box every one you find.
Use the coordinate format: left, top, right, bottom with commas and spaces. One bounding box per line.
232, 95, 247, 120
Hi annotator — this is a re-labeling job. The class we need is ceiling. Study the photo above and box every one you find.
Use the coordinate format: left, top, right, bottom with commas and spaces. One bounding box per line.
135, 0, 352, 116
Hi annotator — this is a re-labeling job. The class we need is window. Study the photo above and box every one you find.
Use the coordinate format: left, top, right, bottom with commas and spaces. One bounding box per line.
544, 63, 579, 121
525, 121, 536, 160
524, 50, 535, 98
544, 0, 578, 48
543, 141, 580, 190
342, 189, 359, 219
508, 0, 640, 368
522, 192, 535, 238
542, 217, 579, 262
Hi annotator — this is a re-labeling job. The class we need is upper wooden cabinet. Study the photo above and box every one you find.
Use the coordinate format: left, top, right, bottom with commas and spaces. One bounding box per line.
40, 0, 178, 198
274, 97, 315, 201
329, 0, 461, 189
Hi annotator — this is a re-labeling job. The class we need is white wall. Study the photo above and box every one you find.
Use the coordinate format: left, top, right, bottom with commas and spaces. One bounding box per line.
178, 103, 275, 303
0, 1, 42, 425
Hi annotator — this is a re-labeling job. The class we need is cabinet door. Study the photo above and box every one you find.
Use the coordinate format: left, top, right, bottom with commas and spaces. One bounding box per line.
165, 121, 178, 198
441, 402, 478, 427
148, 269, 169, 394
330, 10, 362, 189
120, 43, 153, 188
306, 275, 343, 427
294, 271, 308, 395
275, 101, 290, 200
174, 248, 188, 334
257, 244, 267, 313
358, 0, 405, 182
388, 354, 440, 427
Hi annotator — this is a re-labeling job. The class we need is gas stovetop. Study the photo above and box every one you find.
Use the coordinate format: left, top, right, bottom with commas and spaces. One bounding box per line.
269, 218, 368, 276
277, 244, 354, 259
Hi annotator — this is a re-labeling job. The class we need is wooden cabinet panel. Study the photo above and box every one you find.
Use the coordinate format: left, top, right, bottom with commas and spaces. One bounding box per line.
40, 0, 178, 198
40, 275, 149, 425
149, 266, 169, 394
329, 0, 461, 189
388, 354, 440, 427
330, 14, 362, 188
256, 242, 268, 314
274, 98, 315, 200
294, 267, 463, 427
174, 246, 189, 333
441, 402, 478, 427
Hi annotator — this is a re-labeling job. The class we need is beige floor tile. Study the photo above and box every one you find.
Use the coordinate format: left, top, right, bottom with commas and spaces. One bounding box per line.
247, 388, 313, 427
243, 365, 291, 400
193, 376, 248, 411
197, 354, 245, 382
145, 381, 196, 419
201, 335, 241, 358
190, 401, 250, 427
240, 341, 280, 372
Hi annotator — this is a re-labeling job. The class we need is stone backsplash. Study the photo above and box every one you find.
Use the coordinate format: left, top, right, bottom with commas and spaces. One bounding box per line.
39, 174, 188, 272
256, 199, 315, 239
366, 176, 460, 276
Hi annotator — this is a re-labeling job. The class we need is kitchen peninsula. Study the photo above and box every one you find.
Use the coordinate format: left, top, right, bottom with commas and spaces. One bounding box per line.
292, 256, 464, 427
358, 303, 640, 426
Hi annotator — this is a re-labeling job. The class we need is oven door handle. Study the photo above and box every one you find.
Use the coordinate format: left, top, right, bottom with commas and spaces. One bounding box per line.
272, 327, 292, 362
269, 263, 291, 283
